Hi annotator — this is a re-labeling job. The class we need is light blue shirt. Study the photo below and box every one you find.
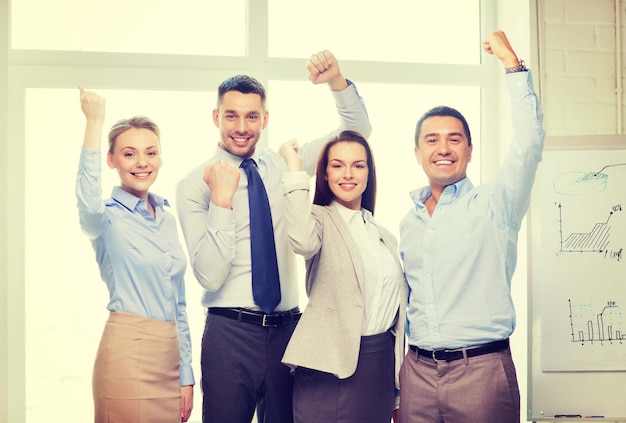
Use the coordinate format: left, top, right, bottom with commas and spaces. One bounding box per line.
76, 148, 194, 386
399, 71, 545, 350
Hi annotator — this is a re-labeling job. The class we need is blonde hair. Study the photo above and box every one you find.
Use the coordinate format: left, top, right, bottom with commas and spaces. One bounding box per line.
107, 116, 160, 154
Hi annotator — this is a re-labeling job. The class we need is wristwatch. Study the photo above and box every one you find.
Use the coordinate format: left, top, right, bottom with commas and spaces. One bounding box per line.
505, 59, 527, 73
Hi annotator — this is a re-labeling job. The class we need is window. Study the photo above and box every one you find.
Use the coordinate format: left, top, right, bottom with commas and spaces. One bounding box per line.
11, 0, 246, 56
268, 0, 480, 64
22, 82, 481, 423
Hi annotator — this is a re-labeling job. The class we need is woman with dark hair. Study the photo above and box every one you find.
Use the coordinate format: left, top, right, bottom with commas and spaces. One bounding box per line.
76, 87, 194, 422
279, 130, 407, 423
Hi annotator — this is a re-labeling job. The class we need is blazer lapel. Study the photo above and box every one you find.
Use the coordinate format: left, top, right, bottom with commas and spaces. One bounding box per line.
325, 206, 366, 294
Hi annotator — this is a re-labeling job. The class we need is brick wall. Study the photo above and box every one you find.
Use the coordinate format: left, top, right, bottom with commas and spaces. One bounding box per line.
540, 0, 623, 135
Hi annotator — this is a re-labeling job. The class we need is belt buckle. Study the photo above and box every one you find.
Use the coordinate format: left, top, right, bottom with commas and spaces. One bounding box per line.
432, 349, 447, 363
262, 314, 279, 328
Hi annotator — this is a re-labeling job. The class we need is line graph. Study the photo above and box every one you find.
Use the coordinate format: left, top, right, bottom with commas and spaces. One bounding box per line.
556, 203, 623, 261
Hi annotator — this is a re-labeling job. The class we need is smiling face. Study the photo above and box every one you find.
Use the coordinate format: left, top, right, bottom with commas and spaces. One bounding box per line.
213, 90, 269, 159
415, 115, 473, 193
325, 141, 369, 210
107, 127, 161, 201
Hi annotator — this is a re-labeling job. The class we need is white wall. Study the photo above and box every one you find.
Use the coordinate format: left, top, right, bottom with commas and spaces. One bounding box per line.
1, 0, 9, 422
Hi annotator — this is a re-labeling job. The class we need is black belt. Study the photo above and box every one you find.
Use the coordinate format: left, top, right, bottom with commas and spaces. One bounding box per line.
409, 339, 509, 362
208, 307, 301, 328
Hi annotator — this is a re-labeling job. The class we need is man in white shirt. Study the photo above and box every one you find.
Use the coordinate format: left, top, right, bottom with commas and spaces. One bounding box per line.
176, 51, 372, 423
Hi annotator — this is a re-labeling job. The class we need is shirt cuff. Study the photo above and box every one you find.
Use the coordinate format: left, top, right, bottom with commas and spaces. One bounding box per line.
282, 171, 310, 193
505, 69, 535, 100
179, 365, 195, 387
207, 202, 236, 231
331, 80, 362, 108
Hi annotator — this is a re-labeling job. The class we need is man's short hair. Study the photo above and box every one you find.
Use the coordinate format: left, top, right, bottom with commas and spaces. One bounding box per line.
217, 75, 266, 108
414, 105, 472, 147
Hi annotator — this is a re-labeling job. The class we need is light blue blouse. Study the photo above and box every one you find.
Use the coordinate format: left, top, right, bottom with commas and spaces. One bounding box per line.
76, 147, 194, 386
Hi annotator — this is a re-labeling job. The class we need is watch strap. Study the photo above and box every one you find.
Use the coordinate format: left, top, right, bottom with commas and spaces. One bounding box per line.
505, 60, 527, 74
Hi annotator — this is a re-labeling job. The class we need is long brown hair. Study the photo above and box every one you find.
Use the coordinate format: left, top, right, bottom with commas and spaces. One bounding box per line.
313, 130, 377, 214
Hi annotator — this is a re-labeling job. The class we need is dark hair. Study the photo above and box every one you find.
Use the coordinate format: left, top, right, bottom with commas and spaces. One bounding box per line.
313, 130, 377, 214
107, 116, 160, 154
414, 105, 472, 147
217, 75, 266, 108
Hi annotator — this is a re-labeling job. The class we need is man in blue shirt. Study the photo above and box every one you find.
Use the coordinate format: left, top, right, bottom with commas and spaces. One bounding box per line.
398, 30, 545, 423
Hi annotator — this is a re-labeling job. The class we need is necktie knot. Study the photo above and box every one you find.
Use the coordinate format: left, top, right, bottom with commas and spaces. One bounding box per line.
240, 158, 257, 170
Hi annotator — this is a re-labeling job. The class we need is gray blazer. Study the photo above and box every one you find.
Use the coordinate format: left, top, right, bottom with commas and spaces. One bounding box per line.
281, 176, 408, 391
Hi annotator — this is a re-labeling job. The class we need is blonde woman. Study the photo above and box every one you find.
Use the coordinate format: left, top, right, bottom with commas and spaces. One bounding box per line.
76, 88, 194, 422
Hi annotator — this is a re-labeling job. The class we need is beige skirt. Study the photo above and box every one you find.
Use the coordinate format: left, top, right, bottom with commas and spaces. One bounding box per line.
93, 312, 181, 423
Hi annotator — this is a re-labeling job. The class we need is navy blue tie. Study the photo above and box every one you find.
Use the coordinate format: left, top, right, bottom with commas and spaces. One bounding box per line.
240, 158, 281, 313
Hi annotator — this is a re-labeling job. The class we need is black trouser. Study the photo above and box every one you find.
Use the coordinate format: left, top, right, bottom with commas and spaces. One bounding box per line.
201, 311, 297, 423
293, 331, 395, 423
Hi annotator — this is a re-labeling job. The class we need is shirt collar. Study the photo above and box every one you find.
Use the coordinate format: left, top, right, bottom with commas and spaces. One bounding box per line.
213, 144, 261, 167
410, 177, 474, 208
331, 200, 373, 225
110, 186, 168, 211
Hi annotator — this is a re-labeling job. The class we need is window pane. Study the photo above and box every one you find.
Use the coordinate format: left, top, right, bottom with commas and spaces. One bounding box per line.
11, 0, 246, 55
269, 0, 480, 64
25, 88, 214, 423
268, 80, 481, 240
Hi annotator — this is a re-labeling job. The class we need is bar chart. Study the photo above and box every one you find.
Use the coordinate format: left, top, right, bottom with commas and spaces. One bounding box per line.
569, 299, 625, 345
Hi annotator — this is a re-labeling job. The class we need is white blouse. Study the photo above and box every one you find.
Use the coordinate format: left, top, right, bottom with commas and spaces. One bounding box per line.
332, 201, 403, 336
